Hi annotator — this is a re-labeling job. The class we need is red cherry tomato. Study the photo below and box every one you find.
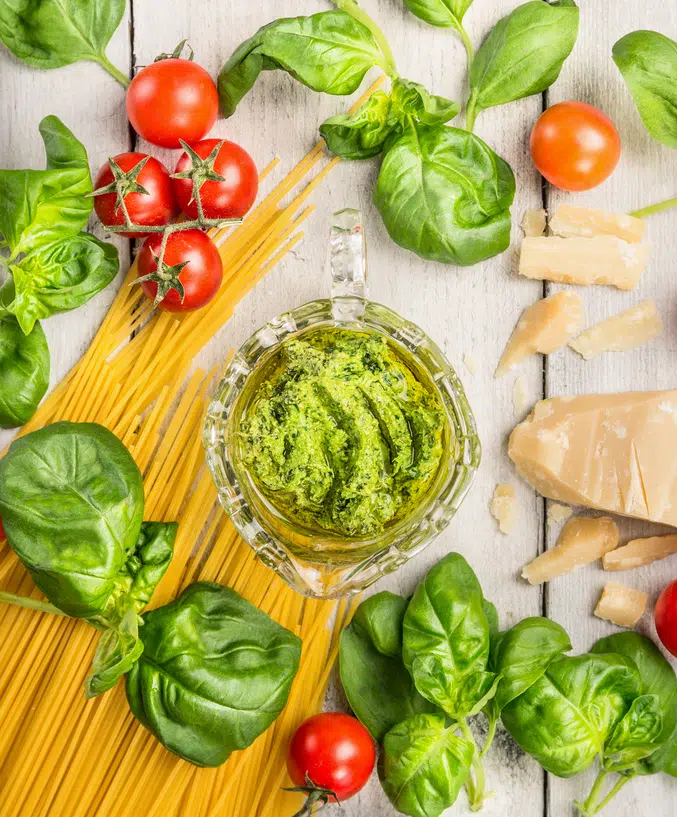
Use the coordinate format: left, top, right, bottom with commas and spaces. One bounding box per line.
126, 59, 219, 148
287, 713, 375, 809
93, 153, 179, 238
173, 139, 259, 220
0, 518, 6, 542
137, 229, 223, 312
655, 580, 677, 657
530, 101, 621, 191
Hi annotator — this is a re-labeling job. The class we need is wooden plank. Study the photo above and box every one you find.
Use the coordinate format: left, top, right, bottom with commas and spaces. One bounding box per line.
544, 5, 677, 816
0, 12, 133, 452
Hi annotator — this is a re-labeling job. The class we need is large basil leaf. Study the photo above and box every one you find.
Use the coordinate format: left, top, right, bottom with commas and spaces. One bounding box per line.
603, 694, 664, 772
466, 0, 579, 129
402, 552, 497, 718
0, 314, 49, 428
0, 0, 126, 74
486, 617, 571, 720
321, 90, 395, 160
218, 11, 388, 118
126, 582, 302, 767
374, 121, 514, 266
591, 632, 677, 775
613, 31, 677, 149
402, 0, 473, 32
502, 653, 642, 778
340, 592, 438, 741
0, 116, 92, 258
381, 713, 474, 817
6, 232, 119, 334
86, 605, 144, 699
0, 422, 145, 620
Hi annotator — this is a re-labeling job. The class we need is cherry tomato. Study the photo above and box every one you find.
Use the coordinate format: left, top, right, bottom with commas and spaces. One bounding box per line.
0, 518, 5, 542
655, 580, 677, 657
137, 229, 223, 312
286, 713, 375, 810
126, 59, 219, 148
530, 101, 621, 191
93, 153, 179, 238
173, 139, 259, 220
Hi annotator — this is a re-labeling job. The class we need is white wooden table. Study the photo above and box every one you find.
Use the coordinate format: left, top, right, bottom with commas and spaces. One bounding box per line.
2, 2, 677, 816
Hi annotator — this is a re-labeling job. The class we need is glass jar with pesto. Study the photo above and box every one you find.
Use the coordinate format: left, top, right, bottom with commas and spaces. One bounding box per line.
204, 210, 480, 599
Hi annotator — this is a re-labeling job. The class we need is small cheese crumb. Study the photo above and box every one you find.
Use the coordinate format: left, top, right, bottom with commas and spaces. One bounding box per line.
521, 209, 547, 237
603, 534, 677, 571
513, 374, 529, 418
547, 503, 573, 527
549, 205, 645, 243
490, 484, 517, 534
495, 291, 585, 377
464, 353, 479, 375
594, 582, 647, 628
522, 516, 619, 585
569, 300, 662, 360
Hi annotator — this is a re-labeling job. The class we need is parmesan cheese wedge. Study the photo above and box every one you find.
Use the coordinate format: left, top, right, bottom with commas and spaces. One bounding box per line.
519, 236, 648, 290
513, 374, 529, 418
569, 300, 662, 360
603, 534, 677, 571
549, 205, 645, 244
464, 353, 479, 375
522, 209, 547, 237
522, 516, 619, 585
547, 503, 573, 527
509, 390, 677, 527
490, 484, 517, 534
495, 291, 584, 377
594, 582, 647, 628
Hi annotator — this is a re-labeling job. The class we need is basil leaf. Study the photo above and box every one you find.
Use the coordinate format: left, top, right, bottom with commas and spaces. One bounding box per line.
320, 90, 395, 160
218, 11, 388, 118
123, 522, 177, 612
467, 0, 579, 129
391, 77, 460, 126
382, 713, 474, 817
603, 695, 664, 772
86, 606, 144, 699
402, 552, 496, 718
613, 30, 677, 149
403, 0, 473, 29
482, 597, 499, 636
0, 422, 145, 620
340, 592, 439, 741
7, 232, 119, 335
374, 121, 514, 266
0, 115, 92, 258
0, 314, 49, 429
0, 0, 126, 73
502, 653, 642, 778
126, 582, 302, 767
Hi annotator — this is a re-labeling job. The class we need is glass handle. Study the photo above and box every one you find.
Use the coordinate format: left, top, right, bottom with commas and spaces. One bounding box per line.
329, 208, 367, 321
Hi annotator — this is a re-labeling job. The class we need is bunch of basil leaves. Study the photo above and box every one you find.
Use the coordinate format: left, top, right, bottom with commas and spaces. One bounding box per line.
340, 552, 677, 816
0, 116, 119, 429
218, 0, 579, 266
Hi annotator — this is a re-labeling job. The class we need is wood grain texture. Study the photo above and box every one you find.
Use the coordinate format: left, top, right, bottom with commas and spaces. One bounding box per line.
0, 1, 675, 815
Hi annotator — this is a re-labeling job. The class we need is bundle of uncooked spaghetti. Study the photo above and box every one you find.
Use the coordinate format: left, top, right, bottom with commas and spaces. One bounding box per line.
0, 79, 382, 817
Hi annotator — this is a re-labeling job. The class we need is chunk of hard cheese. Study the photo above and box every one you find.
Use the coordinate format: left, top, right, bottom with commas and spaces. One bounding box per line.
495, 291, 584, 377
569, 300, 662, 360
490, 483, 517, 534
519, 236, 648, 290
509, 390, 677, 526
594, 582, 647, 628
603, 534, 677, 571
549, 205, 645, 244
521, 209, 547, 237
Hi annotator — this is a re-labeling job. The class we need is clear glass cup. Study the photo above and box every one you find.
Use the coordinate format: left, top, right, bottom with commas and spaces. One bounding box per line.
203, 209, 481, 599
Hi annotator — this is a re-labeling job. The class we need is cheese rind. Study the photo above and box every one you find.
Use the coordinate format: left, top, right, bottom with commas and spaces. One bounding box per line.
522, 516, 619, 585
549, 205, 645, 244
496, 291, 585, 377
509, 390, 677, 527
594, 582, 647, 628
569, 300, 662, 360
603, 534, 677, 571
519, 236, 648, 290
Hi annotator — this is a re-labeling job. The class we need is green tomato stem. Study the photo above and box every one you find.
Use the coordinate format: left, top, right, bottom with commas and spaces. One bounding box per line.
97, 55, 131, 89
333, 0, 399, 78
0, 590, 66, 617
630, 196, 677, 219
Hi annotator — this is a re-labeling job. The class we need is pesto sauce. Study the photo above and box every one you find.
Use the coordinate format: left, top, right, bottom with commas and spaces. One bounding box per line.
238, 328, 448, 538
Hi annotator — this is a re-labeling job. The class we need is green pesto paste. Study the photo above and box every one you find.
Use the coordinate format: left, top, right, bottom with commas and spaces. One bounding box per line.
238, 328, 447, 538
